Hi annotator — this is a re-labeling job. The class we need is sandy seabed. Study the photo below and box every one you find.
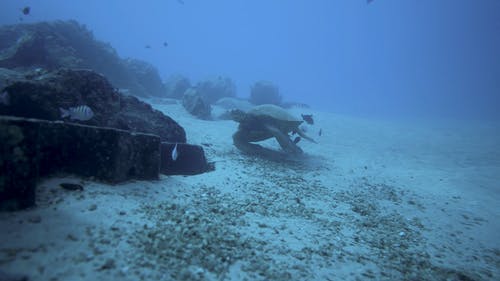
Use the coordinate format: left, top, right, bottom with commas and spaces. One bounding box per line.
1, 100, 499, 281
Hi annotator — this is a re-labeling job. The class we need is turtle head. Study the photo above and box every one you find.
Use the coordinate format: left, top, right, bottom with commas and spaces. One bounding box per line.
228, 109, 246, 122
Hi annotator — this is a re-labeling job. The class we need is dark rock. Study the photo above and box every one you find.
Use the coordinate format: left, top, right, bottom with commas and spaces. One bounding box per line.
182, 88, 212, 120
0, 20, 165, 97
160, 143, 214, 175
0, 116, 161, 211
0, 68, 186, 143
59, 183, 84, 191
0, 117, 38, 211
164, 74, 191, 99
0, 270, 29, 281
250, 80, 282, 106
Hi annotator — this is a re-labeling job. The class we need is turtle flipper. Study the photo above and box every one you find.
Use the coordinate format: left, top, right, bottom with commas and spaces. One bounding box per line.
232, 130, 275, 155
233, 130, 289, 159
264, 125, 303, 154
297, 129, 317, 144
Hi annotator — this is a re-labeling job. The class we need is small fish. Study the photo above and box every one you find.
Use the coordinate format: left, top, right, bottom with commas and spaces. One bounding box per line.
21, 6, 30, 15
367, 0, 374, 4
301, 114, 314, 125
177, 0, 185, 4
0, 91, 10, 106
60, 105, 94, 121
163, 41, 168, 47
318, 129, 322, 136
171, 143, 179, 161
145, 45, 151, 49
293, 136, 301, 144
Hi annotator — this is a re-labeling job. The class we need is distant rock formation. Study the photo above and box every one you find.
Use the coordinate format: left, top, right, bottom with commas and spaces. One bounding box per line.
249, 80, 282, 106
0, 20, 166, 97
182, 88, 212, 119
196, 76, 237, 104
164, 74, 191, 99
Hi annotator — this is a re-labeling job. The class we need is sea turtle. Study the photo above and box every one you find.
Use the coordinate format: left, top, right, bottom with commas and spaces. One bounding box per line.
230, 104, 316, 156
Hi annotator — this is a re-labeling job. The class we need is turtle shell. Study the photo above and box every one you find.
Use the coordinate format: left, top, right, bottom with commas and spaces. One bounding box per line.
236, 104, 303, 143
247, 104, 301, 122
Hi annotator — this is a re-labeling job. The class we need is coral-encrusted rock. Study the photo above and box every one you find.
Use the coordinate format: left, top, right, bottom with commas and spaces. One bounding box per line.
0, 20, 165, 97
0, 116, 161, 211
160, 143, 214, 175
0, 68, 186, 143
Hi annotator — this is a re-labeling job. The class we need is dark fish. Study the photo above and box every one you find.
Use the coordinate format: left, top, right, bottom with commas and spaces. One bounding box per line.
293, 136, 301, 144
318, 129, 322, 136
60, 183, 84, 191
163, 42, 168, 47
301, 114, 314, 125
145, 45, 151, 49
178, 0, 185, 4
21, 6, 30, 15
367, 0, 374, 4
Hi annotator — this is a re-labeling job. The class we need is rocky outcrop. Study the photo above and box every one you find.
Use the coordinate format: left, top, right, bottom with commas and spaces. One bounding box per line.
0, 68, 186, 143
0, 20, 165, 97
0, 116, 161, 211
124, 58, 166, 98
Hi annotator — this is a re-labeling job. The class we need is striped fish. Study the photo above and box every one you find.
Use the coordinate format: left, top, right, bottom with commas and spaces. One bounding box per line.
60, 105, 94, 121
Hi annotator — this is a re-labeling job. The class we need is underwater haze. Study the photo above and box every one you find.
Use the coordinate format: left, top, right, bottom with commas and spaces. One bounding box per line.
1, 0, 499, 121
2, 1, 500, 280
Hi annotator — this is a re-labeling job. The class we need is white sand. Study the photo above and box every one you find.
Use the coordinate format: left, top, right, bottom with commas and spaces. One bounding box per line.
1, 101, 499, 280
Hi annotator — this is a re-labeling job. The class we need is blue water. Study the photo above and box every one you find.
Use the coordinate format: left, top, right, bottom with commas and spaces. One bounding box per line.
1, 0, 499, 121
0, 1, 499, 280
